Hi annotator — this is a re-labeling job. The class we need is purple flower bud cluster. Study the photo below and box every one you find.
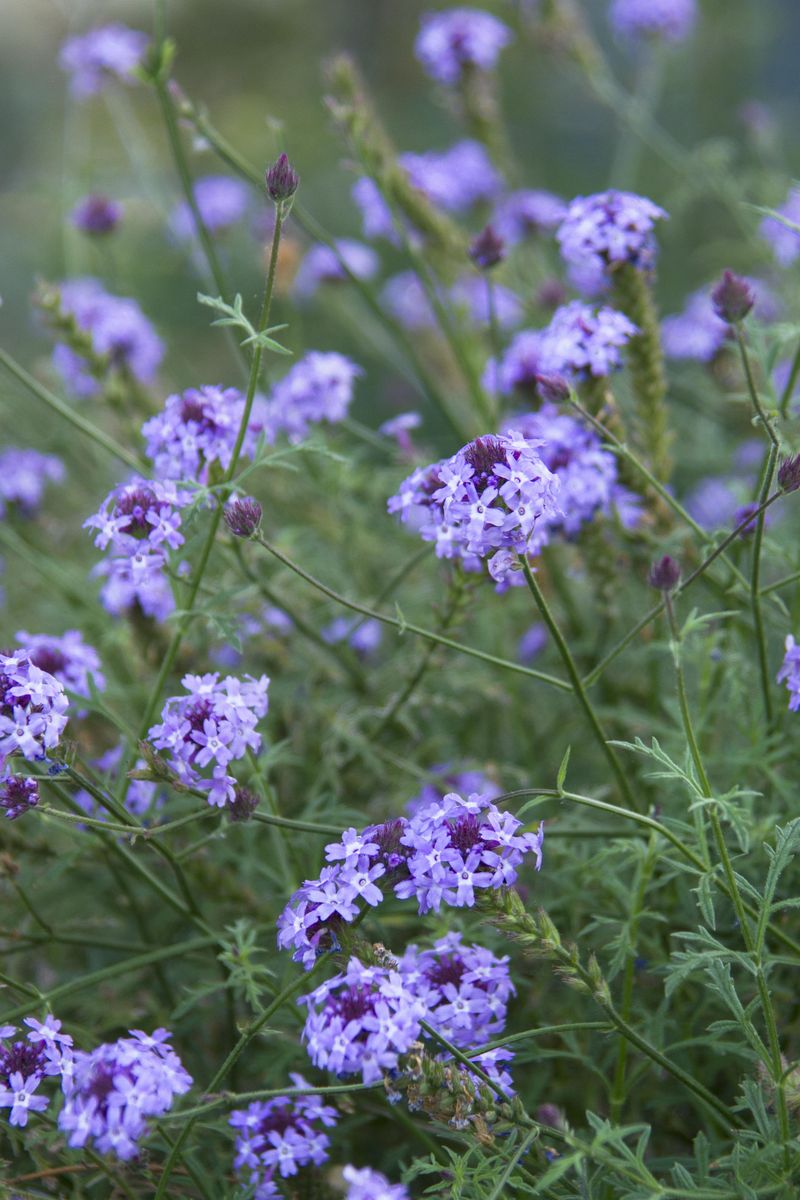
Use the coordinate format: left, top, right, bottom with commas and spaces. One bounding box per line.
778, 635, 800, 712
147, 671, 269, 807
399, 140, 502, 213
0, 649, 69, 772
263, 352, 363, 444
557, 191, 667, 277
71, 194, 123, 236
58, 1029, 191, 1160
761, 188, 800, 267
0, 774, 40, 820
0, 448, 65, 518
16, 630, 105, 702
0, 1016, 74, 1126
59, 24, 149, 98
293, 240, 379, 299
609, 0, 697, 43
51, 278, 164, 398
388, 433, 560, 587
301, 959, 427, 1084
278, 791, 543, 968
142, 386, 266, 482
491, 189, 567, 244
415, 8, 513, 85
229, 1074, 338, 1197
343, 1164, 410, 1200
169, 175, 249, 241
662, 278, 777, 362
84, 478, 191, 621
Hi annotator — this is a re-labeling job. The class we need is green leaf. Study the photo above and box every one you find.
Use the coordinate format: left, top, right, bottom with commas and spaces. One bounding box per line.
556, 745, 571, 792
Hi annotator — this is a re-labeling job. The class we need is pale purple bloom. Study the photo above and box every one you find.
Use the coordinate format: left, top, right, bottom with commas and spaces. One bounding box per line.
415, 8, 513, 84
778, 635, 800, 711
400, 141, 502, 213
263, 352, 363, 443
380, 412, 422, 454
662, 289, 729, 361
451, 277, 524, 329
230, 1075, 337, 1196
0, 1072, 49, 1127
0, 650, 69, 774
15, 630, 105, 701
381, 272, 437, 330
71, 195, 122, 236
557, 191, 667, 277
353, 177, 399, 243
685, 477, 743, 530
293, 240, 379, 298
527, 301, 637, 381
609, 0, 697, 43
760, 188, 800, 266
519, 622, 547, 663
0, 1015, 73, 1120
0, 448, 64, 518
59, 24, 149, 98
343, 1164, 410, 1200
142, 385, 263, 482
492, 189, 567, 244
169, 175, 249, 240
323, 617, 383, 657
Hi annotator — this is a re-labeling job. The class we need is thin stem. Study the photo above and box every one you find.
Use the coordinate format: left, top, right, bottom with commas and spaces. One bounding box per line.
663, 594, 711, 866
734, 324, 780, 449
778, 337, 800, 418
750, 443, 777, 726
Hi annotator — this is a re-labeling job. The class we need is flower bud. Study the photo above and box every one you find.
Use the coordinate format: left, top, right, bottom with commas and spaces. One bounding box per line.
648, 554, 680, 591
224, 497, 262, 539
226, 786, 259, 823
778, 452, 800, 494
711, 270, 755, 324
266, 153, 299, 205
71, 195, 122, 237
469, 224, 505, 270
535, 372, 570, 404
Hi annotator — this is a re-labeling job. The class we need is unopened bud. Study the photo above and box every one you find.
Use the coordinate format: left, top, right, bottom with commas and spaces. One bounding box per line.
226, 786, 259, 822
224, 497, 262, 539
469, 224, 505, 270
266, 153, 299, 205
648, 555, 680, 592
711, 270, 755, 324
535, 372, 570, 404
778, 452, 800, 494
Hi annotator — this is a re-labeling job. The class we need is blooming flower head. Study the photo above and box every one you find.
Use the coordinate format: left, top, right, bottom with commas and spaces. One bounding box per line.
407, 766, 501, 817
293, 240, 379, 299
343, 1164, 410, 1200
557, 191, 667, 277
388, 432, 560, 587
0, 774, 40, 821
0, 1016, 73, 1123
778, 635, 800, 712
300, 959, 426, 1084
0, 649, 69, 773
169, 175, 249, 241
539, 301, 637, 381
0, 448, 65, 518
761, 188, 800, 266
59, 24, 149, 98
229, 1074, 337, 1195
58, 1030, 191, 1160
415, 8, 513, 85
492, 189, 567, 244
609, 0, 697, 43
147, 671, 269, 807
71, 195, 123, 236
400, 140, 502, 213
15, 630, 105, 701
142, 386, 264, 482
264, 352, 363, 444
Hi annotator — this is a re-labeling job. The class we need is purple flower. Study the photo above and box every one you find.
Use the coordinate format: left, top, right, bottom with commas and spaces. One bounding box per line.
379, 412, 422, 454
761, 188, 800, 266
609, 0, 697, 43
685, 477, 743, 530
293, 240, 379, 299
224, 497, 263, 539
661, 289, 730, 361
0, 649, 69, 773
407, 767, 501, 817
142, 385, 265, 482
492, 189, 567, 244
400, 141, 502, 213
494, 301, 636, 387
415, 8, 512, 84
519, 622, 548, 663
58, 1030, 191, 1160
71, 195, 123, 236
343, 1165, 410, 1200
0, 1072, 49, 1127
451, 277, 523, 330
169, 175, 249, 241
0, 448, 64, 518
0, 1015, 73, 1119
0, 774, 40, 821
778, 635, 800, 712
388, 432, 560, 587
263, 352, 363, 444
147, 672, 269, 806
381, 272, 438, 330
15, 630, 105, 702
59, 25, 149, 98
323, 617, 383, 657
230, 1074, 336, 1196
557, 191, 667, 277
353, 178, 399, 243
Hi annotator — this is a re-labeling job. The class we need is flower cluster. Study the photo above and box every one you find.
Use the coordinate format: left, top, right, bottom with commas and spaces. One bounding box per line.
301, 959, 426, 1084
0, 447, 65, 518
15, 630, 105, 702
58, 1029, 191, 1160
491, 189, 567, 244
399, 140, 502, 213
343, 1165, 410, 1200
293, 240, 379, 298
414, 8, 513, 85
264, 351, 363, 444
59, 24, 149, 98
84, 478, 191, 621
0, 1016, 74, 1127
169, 175, 249, 241
142, 385, 265, 482
0, 649, 69, 772
557, 190, 667, 277
278, 790, 543, 968
0, 774, 40, 821
51, 277, 164, 398
147, 671, 269, 806
609, 0, 697, 43
778, 635, 800, 712
388, 432, 560, 586
229, 1074, 338, 1198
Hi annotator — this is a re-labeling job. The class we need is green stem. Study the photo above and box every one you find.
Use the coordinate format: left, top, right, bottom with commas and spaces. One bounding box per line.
734, 324, 780, 449
750, 443, 777, 727
778, 338, 800, 418
663, 595, 711, 866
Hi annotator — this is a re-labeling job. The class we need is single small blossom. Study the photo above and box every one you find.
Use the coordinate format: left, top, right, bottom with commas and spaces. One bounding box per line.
0, 649, 69, 774
343, 1164, 410, 1200
0, 448, 64, 519
230, 1074, 336, 1196
760, 188, 800, 266
661, 289, 730, 362
70, 195, 122, 236
609, 0, 697, 43
778, 635, 800, 712
293, 240, 379, 299
169, 175, 249, 241
407, 767, 501, 817
557, 190, 667, 277
59, 24, 149, 98
415, 8, 513, 84
400, 140, 502, 213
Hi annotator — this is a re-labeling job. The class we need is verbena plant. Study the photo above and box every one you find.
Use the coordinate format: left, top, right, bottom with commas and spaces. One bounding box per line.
1, 2, 800, 1197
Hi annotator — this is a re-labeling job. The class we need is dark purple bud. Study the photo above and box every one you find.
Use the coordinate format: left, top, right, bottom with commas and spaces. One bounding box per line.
535, 372, 570, 404
469, 224, 505, 270
711, 270, 755, 324
266, 153, 299, 204
536, 1104, 564, 1129
778, 452, 800, 493
733, 502, 760, 537
0, 775, 39, 821
536, 278, 567, 311
224, 497, 262, 539
70, 195, 122, 237
226, 786, 259, 822
648, 555, 680, 591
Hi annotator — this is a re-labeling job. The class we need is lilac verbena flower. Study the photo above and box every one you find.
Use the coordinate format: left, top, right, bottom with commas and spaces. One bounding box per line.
293, 240, 379, 299
397, 933, 514, 1048
379, 412, 421, 455
761, 188, 800, 266
407, 766, 501, 817
0, 448, 65, 518
147, 671, 269, 807
557, 191, 667, 277
492, 189, 567, 244
519, 622, 548, 663
387, 432, 560, 587
59, 24, 149, 98
381, 272, 437, 330
169, 175, 249, 241
142, 386, 265, 482
0, 649, 69, 773
263, 352, 363, 444
778, 636, 800, 711
609, 0, 697, 43
50, 277, 164, 398
300, 959, 426, 1084
343, 1164, 410, 1200
84, 478, 191, 622
229, 1073, 337, 1196
15, 630, 105, 702
415, 8, 513, 85
0, 1017, 73, 1126
58, 1029, 191, 1160
71, 195, 122, 236
400, 141, 502, 213
73, 744, 161, 821
0, 774, 40, 821
323, 617, 383, 657
353, 177, 400, 244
